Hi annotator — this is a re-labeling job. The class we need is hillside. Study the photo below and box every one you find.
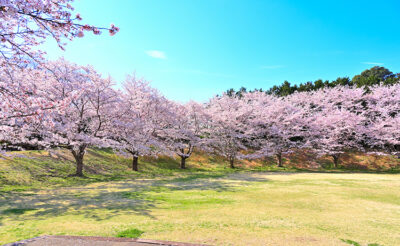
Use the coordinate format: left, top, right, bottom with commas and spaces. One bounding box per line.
1, 149, 399, 191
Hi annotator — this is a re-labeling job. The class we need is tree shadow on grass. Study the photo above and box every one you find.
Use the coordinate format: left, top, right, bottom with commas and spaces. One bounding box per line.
0, 180, 159, 223
0, 172, 271, 224
151, 171, 271, 193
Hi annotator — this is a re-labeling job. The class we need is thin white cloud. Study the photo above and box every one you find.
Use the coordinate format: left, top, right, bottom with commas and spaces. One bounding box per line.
260, 65, 285, 69
160, 68, 235, 79
362, 62, 384, 66
146, 50, 167, 59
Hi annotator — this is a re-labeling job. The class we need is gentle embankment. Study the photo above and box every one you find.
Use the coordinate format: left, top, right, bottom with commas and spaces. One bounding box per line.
1, 171, 400, 245
1, 148, 399, 191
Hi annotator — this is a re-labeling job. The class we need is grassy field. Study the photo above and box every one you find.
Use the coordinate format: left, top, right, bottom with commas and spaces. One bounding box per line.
1, 149, 400, 245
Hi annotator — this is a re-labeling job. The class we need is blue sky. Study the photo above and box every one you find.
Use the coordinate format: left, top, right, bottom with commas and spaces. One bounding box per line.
42, 0, 400, 102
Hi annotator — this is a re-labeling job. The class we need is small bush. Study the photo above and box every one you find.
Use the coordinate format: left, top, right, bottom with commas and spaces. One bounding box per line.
116, 228, 144, 238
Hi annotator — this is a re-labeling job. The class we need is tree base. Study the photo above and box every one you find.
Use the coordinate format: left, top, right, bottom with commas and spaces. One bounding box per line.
68, 173, 87, 178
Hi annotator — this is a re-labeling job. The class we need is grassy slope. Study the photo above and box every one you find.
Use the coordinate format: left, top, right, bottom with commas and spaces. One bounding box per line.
1, 148, 399, 190
0, 149, 235, 191
1, 149, 400, 245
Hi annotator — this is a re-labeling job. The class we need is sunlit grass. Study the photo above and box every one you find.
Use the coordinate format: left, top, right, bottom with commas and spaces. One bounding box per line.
1, 172, 399, 245
116, 228, 144, 238
0, 149, 399, 245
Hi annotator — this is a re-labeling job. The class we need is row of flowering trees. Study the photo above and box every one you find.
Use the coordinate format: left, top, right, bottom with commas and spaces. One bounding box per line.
0, 58, 209, 175
2, 1, 399, 176
1, 57, 400, 176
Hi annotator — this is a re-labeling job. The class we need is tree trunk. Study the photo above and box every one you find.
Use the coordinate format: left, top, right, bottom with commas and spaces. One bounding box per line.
71, 145, 86, 177
229, 157, 235, 168
132, 156, 139, 171
332, 154, 340, 168
75, 155, 84, 176
276, 153, 283, 167
180, 156, 187, 169
178, 146, 193, 169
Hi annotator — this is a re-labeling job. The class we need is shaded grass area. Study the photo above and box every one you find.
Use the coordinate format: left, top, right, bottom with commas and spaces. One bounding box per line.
0, 148, 243, 192
0, 172, 399, 245
1, 148, 399, 193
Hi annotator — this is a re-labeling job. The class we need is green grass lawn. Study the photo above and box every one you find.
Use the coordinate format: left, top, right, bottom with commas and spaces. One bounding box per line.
1, 171, 399, 245
1, 149, 399, 245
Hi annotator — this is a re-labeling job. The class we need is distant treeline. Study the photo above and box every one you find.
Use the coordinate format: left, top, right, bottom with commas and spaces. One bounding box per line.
226, 66, 400, 97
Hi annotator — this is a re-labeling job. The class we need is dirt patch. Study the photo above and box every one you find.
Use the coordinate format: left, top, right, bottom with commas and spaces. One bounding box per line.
4, 235, 211, 246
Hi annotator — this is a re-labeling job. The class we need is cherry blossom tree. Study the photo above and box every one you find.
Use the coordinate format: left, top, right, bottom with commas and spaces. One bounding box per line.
0, 64, 72, 150
111, 74, 170, 171
39, 58, 118, 176
0, 0, 119, 65
205, 94, 251, 168
245, 91, 310, 167
301, 86, 366, 167
309, 107, 365, 168
362, 83, 400, 156
0, 0, 119, 152
162, 101, 208, 169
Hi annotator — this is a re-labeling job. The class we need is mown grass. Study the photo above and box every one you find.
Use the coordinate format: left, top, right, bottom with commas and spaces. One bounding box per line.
1, 148, 399, 191
116, 228, 144, 238
1, 171, 399, 245
0, 148, 237, 192
0, 149, 400, 245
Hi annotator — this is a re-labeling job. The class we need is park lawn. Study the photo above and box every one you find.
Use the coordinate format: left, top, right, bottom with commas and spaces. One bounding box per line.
1, 171, 399, 246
